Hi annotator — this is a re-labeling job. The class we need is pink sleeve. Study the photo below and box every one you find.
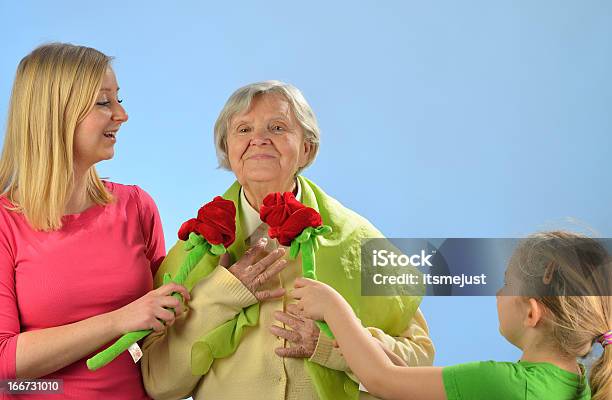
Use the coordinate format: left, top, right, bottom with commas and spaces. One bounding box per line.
0, 216, 18, 379
133, 186, 166, 276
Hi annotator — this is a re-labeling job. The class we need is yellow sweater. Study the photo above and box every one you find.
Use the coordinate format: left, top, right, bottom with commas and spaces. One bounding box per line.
141, 186, 434, 400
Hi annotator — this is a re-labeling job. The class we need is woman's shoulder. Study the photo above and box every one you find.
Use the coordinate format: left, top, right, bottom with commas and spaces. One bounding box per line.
0, 196, 19, 260
0, 195, 21, 225
0, 193, 16, 208
103, 181, 157, 207
300, 176, 383, 238
103, 181, 161, 226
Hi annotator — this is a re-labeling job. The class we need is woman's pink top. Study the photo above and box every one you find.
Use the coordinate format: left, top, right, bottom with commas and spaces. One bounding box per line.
0, 182, 165, 399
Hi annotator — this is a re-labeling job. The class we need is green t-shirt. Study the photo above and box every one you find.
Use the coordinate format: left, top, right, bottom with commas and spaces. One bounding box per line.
442, 361, 590, 400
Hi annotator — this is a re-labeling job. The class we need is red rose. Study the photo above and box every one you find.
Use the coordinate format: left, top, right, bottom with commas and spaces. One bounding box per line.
178, 218, 200, 241
260, 192, 305, 227
260, 192, 322, 246
178, 196, 236, 247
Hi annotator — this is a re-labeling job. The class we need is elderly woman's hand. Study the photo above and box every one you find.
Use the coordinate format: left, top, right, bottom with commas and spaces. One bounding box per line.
269, 277, 351, 358
331, 337, 408, 367
270, 303, 320, 358
220, 238, 288, 302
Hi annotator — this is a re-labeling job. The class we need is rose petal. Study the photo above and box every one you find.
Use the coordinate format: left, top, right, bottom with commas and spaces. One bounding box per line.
178, 218, 200, 241
179, 197, 237, 247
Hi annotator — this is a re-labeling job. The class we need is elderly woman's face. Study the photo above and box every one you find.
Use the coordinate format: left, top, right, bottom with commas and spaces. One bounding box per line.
226, 93, 311, 189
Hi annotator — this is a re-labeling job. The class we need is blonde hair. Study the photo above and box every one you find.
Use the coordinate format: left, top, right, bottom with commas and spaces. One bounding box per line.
214, 80, 320, 175
509, 231, 611, 400
0, 43, 113, 231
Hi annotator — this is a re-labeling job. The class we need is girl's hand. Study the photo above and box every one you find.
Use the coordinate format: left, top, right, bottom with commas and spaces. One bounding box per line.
110, 282, 190, 334
291, 277, 347, 321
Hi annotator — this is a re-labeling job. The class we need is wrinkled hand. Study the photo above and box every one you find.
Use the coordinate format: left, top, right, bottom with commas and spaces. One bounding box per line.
111, 282, 190, 334
271, 304, 320, 358
220, 238, 288, 302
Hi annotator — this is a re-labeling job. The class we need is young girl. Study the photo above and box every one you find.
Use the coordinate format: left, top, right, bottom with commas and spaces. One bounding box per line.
0, 43, 189, 399
292, 231, 611, 400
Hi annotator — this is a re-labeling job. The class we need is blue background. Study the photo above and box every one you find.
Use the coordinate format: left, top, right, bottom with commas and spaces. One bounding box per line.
2, 1, 610, 368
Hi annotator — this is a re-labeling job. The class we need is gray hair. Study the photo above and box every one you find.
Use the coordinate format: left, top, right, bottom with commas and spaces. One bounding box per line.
214, 80, 320, 174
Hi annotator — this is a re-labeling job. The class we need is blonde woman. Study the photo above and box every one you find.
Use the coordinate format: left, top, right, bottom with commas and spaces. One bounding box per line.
0, 43, 189, 399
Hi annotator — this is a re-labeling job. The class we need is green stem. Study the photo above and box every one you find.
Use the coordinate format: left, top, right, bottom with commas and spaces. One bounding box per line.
87, 238, 212, 371
86, 330, 150, 370
301, 238, 334, 339
301, 239, 317, 280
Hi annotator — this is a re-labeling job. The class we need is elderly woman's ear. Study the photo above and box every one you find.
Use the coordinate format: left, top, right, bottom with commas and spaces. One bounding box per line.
298, 141, 313, 169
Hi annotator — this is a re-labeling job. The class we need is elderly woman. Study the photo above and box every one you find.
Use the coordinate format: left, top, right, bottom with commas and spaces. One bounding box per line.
141, 81, 434, 400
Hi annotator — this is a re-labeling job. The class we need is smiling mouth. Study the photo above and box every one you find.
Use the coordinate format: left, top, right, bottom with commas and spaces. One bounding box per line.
103, 131, 117, 139
247, 154, 276, 160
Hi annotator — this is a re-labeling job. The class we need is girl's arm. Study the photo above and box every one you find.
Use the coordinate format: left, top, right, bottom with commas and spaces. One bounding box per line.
294, 278, 447, 400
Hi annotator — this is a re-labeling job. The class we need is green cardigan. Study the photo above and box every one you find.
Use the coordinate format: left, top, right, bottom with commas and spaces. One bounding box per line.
155, 176, 422, 400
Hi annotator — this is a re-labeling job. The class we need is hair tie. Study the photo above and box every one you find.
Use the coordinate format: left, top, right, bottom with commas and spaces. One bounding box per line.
598, 331, 612, 348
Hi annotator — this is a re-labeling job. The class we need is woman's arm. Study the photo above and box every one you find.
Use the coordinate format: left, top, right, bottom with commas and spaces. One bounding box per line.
310, 309, 434, 372
367, 309, 435, 366
0, 185, 177, 379
16, 309, 128, 378
13, 282, 189, 379
294, 278, 447, 400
